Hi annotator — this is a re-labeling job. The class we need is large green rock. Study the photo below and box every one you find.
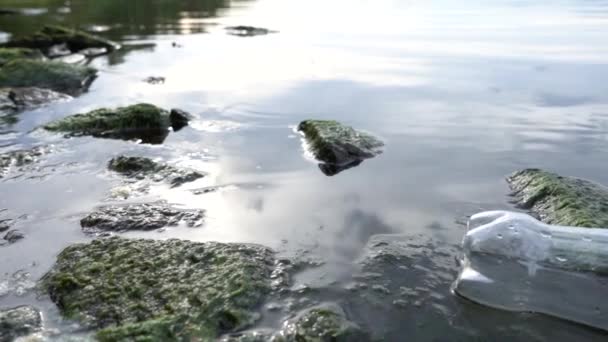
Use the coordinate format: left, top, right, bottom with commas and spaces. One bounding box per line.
108, 156, 204, 187
0, 59, 96, 95
0, 47, 44, 66
40, 237, 276, 341
43, 103, 185, 144
298, 120, 383, 176
2, 25, 119, 54
507, 168, 608, 228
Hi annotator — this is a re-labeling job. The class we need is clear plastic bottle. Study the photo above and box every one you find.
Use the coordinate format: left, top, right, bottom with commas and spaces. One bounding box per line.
453, 210, 608, 330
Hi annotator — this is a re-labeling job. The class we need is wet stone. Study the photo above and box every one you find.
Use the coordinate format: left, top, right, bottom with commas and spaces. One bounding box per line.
225, 26, 277, 37
42, 103, 190, 144
3, 229, 24, 244
0, 146, 48, 178
108, 156, 204, 188
40, 237, 277, 340
2, 25, 119, 56
0, 305, 42, 341
298, 120, 383, 176
0, 59, 97, 95
143, 76, 165, 85
80, 202, 204, 233
169, 108, 194, 131
508, 168, 608, 228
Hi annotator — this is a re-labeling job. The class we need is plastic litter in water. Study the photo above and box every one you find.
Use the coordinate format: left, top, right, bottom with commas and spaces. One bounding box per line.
453, 210, 608, 331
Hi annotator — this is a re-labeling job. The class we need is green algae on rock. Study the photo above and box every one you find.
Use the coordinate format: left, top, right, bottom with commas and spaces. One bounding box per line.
2, 25, 119, 55
0, 47, 44, 66
80, 202, 204, 233
507, 168, 608, 228
108, 156, 204, 187
0, 305, 42, 341
0, 59, 96, 95
298, 120, 383, 176
40, 237, 276, 340
43, 103, 191, 144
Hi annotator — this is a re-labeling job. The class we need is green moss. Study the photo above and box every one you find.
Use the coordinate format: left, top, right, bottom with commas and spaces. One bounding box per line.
508, 169, 608, 227
108, 156, 204, 187
0, 59, 96, 95
43, 103, 173, 143
298, 120, 383, 165
3, 25, 119, 53
0, 48, 43, 66
40, 237, 275, 340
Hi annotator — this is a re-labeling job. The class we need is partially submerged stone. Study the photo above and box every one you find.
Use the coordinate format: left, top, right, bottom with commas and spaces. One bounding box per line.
40, 237, 276, 340
108, 156, 204, 188
0, 305, 42, 341
298, 120, 383, 176
3, 229, 24, 244
507, 168, 608, 227
2, 25, 119, 56
0, 146, 48, 178
0, 59, 96, 95
225, 26, 277, 37
43, 103, 190, 144
80, 202, 204, 233
0, 87, 71, 117
0, 47, 44, 66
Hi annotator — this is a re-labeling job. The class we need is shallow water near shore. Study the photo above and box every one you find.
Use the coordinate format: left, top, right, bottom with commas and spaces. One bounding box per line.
1, 0, 608, 340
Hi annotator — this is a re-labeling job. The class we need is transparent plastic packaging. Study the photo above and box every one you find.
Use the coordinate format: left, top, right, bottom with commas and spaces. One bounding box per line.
453, 211, 608, 330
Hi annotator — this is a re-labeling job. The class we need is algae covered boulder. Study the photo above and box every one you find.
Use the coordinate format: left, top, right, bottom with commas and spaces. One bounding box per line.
2, 25, 119, 56
0, 47, 44, 66
508, 168, 608, 228
0, 305, 42, 341
80, 202, 204, 233
43, 103, 190, 144
298, 120, 383, 176
40, 237, 276, 340
280, 304, 368, 342
108, 156, 204, 187
0, 59, 96, 95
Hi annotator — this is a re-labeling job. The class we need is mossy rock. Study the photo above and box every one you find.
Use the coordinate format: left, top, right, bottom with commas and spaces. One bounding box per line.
43, 103, 185, 144
508, 168, 608, 228
0, 305, 42, 341
40, 237, 276, 340
0, 47, 44, 66
2, 25, 119, 54
0, 59, 96, 95
108, 156, 204, 187
298, 120, 383, 175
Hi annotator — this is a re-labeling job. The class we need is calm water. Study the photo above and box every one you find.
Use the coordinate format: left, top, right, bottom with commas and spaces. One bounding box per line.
1, 0, 608, 340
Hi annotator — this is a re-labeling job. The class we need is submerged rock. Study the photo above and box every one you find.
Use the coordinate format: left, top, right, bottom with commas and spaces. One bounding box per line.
507, 168, 608, 227
0, 47, 44, 66
3, 229, 24, 244
2, 25, 119, 56
0, 146, 48, 178
43, 103, 190, 144
0, 305, 42, 341
80, 202, 204, 233
0, 59, 96, 95
298, 120, 383, 176
225, 26, 277, 37
40, 237, 276, 340
0, 87, 71, 117
108, 156, 204, 188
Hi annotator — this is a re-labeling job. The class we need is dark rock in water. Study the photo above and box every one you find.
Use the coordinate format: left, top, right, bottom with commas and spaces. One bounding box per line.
0, 146, 48, 178
0, 47, 44, 66
40, 236, 276, 340
3, 229, 24, 244
507, 168, 608, 227
0, 219, 13, 232
1, 87, 71, 114
143, 76, 165, 85
80, 202, 204, 232
0, 306, 42, 341
225, 26, 277, 37
0, 59, 97, 95
108, 156, 204, 187
0, 8, 20, 16
2, 25, 119, 56
222, 304, 368, 342
169, 108, 194, 131
298, 120, 383, 176
42, 103, 187, 144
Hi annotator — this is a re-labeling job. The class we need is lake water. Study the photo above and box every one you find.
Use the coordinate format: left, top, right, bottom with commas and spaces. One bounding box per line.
1, 0, 608, 340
